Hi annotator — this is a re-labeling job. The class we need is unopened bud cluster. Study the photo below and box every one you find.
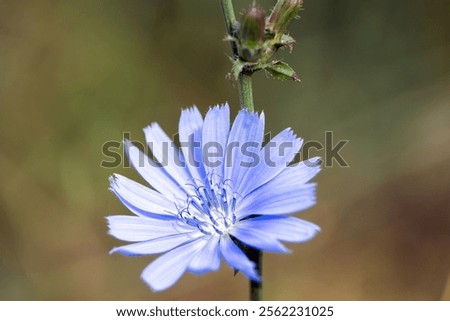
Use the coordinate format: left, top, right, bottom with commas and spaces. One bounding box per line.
229, 0, 303, 82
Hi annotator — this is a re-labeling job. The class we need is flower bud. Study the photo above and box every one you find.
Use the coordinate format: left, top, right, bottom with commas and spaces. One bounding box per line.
238, 4, 266, 62
267, 0, 303, 35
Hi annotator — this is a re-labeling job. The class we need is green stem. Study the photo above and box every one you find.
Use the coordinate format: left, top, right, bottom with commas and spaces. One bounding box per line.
220, 0, 237, 32
221, 0, 261, 300
248, 249, 262, 301
238, 73, 254, 112
220, 0, 238, 58
220, 0, 255, 112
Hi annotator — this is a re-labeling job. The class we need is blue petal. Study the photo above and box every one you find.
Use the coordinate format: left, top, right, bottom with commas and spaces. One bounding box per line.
141, 237, 209, 291
201, 103, 230, 178
178, 106, 206, 182
187, 235, 221, 274
238, 182, 316, 217
109, 174, 178, 217
237, 215, 320, 243
124, 140, 185, 200
230, 223, 290, 253
224, 109, 265, 192
143, 123, 193, 189
237, 128, 303, 197
106, 215, 196, 242
110, 231, 204, 256
277, 157, 321, 185
219, 234, 260, 282
237, 158, 320, 217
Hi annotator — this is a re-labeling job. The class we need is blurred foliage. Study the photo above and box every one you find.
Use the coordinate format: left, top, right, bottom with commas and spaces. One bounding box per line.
0, 0, 449, 300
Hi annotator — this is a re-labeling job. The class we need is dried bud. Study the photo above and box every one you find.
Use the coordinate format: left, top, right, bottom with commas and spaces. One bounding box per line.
267, 0, 303, 35
238, 4, 266, 62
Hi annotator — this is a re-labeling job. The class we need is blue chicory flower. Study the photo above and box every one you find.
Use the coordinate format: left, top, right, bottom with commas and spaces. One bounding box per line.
107, 103, 321, 291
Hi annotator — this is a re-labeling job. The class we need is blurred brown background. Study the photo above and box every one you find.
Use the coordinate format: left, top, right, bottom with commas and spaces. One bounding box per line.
0, 0, 449, 300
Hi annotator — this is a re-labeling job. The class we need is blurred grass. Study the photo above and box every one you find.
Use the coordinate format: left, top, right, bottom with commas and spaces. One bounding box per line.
0, 0, 449, 300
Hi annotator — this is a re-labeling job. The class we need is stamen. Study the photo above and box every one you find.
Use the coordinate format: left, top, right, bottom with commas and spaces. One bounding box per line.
212, 224, 224, 235
231, 193, 237, 224
177, 175, 237, 235
223, 217, 229, 228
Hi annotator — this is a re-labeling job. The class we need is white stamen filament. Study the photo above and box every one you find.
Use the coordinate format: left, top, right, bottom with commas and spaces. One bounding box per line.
177, 175, 237, 235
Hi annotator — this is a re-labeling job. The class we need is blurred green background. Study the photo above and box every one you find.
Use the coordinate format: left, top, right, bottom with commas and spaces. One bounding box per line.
1, 0, 449, 300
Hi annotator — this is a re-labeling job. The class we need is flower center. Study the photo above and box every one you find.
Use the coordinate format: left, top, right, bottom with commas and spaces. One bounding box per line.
177, 174, 237, 235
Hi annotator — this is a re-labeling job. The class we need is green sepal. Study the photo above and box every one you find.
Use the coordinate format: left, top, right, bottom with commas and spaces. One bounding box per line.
231, 59, 246, 80
279, 34, 295, 50
265, 61, 300, 82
